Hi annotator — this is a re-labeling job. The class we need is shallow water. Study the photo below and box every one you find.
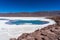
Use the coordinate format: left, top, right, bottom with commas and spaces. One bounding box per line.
5, 20, 49, 25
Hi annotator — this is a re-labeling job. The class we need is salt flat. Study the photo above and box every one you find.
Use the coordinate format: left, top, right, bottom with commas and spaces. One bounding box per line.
0, 17, 56, 40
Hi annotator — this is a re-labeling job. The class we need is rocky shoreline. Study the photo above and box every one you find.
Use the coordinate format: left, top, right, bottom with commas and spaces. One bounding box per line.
10, 16, 60, 40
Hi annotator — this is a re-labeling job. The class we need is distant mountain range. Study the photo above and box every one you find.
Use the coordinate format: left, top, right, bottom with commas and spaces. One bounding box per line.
0, 11, 60, 17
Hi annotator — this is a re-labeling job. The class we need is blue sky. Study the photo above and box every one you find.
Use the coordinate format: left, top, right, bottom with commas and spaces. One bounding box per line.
0, 0, 60, 13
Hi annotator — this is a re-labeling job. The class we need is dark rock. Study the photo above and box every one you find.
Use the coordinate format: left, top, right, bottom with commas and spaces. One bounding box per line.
10, 38, 17, 40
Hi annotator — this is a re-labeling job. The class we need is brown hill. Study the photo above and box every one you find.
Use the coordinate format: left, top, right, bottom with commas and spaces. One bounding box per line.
0, 11, 60, 17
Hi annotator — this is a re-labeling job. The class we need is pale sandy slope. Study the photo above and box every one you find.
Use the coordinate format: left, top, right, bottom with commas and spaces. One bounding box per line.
0, 17, 56, 40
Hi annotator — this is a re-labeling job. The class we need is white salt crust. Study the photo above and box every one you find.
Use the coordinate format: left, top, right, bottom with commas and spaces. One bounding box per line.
0, 17, 56, 40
